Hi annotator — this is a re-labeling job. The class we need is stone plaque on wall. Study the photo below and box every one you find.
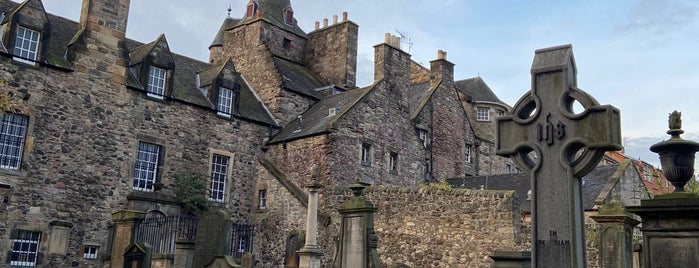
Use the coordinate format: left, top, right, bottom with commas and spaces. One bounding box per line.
649, 237, 699, 268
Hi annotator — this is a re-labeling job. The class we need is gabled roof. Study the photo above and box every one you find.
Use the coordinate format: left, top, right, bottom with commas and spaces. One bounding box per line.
0, 1, 276, 127
447, 164, 620, 212
272, 57, 324, 99
2, 0, 75, 69
269, 82, 378, 143
124, 38, 276, 126
128, 34, 173, 66
406, 81, 434, 119
455, 77, 508, 106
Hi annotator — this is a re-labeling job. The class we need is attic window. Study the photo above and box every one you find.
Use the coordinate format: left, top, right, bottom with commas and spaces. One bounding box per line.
147, 66, 167, 99
328, 107, 340, 116
246, 1, 258, 18
13, 26, 40, 65
217, 87, 234, 117
283, 7, 294, 26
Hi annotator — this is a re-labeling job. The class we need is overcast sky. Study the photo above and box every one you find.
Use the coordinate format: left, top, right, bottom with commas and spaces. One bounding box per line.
22, 0, 699, 167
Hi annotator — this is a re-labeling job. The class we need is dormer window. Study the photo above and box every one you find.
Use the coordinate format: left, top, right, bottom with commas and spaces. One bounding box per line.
13, 26, 40, 65
246, 1, 259, 18
217, 83, 241, 117
328, 107, 340, 116
218, 87, 233, 117
283, 7, 294, 26
147, 66, 167, 99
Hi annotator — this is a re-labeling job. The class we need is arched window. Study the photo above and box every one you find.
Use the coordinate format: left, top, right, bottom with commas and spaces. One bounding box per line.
246, 1, 259, 18
283, 6, 294, 26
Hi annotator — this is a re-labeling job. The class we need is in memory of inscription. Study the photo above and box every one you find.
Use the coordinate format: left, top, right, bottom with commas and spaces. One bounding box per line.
650, 237, 699, 268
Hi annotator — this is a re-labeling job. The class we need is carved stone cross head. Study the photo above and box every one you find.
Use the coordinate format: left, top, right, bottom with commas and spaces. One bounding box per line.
496, 44, 622, 268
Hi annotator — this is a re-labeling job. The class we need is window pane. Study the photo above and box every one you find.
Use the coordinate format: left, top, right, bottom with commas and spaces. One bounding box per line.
0, 113, 29, 170
217, 87, 233, 116
209, 154, 230, 202
11, 230, 41, 266
133, 142, 160, 191
13, 27, 40, 64
147, 66, 166, 98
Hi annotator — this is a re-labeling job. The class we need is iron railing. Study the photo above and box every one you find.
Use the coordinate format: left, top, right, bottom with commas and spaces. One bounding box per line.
135, 215, 199, 254
231, 222, 255, 258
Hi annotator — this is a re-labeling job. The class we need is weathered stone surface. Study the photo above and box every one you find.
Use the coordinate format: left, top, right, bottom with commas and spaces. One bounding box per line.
497, 45, 621, 268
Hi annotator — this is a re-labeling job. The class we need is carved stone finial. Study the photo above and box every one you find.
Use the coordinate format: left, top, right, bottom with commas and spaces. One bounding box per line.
307, 164, 321, 189
667, 110, 684, 138
310, 164, 319, 179
669, 110, 682, 130
350, 177, 366, 197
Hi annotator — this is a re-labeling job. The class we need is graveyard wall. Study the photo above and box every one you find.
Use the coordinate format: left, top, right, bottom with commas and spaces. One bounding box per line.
319, 186, 526, 268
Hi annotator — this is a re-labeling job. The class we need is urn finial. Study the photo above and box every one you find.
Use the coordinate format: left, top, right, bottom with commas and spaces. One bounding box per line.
650, 111, 699, 193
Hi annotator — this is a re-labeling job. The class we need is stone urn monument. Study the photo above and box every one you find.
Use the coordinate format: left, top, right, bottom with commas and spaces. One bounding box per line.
649, 111, 699, 192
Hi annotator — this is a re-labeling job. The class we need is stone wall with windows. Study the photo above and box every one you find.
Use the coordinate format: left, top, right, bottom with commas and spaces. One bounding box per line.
0, 32, 270, 268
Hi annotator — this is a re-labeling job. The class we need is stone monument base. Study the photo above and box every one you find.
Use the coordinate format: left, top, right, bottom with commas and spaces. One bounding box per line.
489, 250, 531, 268
628, 193, 699, 268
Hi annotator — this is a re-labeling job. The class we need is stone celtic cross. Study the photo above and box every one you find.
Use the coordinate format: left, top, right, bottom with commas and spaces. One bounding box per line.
496, 45, 621, 268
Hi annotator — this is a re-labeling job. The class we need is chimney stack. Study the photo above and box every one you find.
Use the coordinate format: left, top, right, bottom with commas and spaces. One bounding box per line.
80, 0, 131, 38
430, 49, 454, 85
374, 33, 411, 85
342, 12, 348, 21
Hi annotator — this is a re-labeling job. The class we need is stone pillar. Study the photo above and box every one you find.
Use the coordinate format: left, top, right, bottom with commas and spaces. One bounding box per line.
298, 165, 323, 268
174, 240, 195, 268
110, 210, 146, 268
590, 200, 639, 268
628, 194, 699, 268
336, 180, 381, 268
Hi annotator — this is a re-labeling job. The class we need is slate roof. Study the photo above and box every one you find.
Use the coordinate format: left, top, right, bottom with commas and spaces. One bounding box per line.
1, 1, 276, 126
209, 16, 239, 49
2, 0, 76, 68
406, 81, 434, 118
447, 164, 620, 212
232, 0, 307, 38
455, 77, 508, 105
269, 83, 377, 143
273, 57, 324, 99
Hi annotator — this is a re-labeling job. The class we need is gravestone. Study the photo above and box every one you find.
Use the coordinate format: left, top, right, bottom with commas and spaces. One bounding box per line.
336, 181, 381, 268
193, 210, 233, 268
496, 44, 621, 267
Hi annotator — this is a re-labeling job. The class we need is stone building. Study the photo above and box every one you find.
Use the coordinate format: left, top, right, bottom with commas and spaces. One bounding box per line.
0, 0, 521, 267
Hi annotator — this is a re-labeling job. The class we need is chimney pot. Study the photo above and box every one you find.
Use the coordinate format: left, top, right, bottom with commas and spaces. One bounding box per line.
256, 10, 262, 18
323, 18, 328, 27
342, 12, 348, 21
315, 21, 319, 30
438, 50, 447, 60
384, 33, 391, 44
333, 15, 338, 24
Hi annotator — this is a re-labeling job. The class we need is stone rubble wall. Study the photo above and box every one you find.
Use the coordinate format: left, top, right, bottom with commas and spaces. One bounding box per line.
319, 186, 525, 268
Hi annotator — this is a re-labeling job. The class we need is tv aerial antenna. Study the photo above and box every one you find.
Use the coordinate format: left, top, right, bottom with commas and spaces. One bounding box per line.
395, 29, 414, 53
